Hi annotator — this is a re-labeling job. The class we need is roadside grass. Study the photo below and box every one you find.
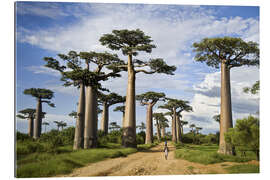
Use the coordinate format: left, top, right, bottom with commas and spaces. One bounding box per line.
225, 164, 259, 174
16, 146, 137, 178
137, 142, 159, 151
16, 141, 159, 178
174, 143, 257, 165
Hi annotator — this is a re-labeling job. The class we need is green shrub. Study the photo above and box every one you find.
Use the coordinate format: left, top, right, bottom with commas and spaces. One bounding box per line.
16, 132, 32, 141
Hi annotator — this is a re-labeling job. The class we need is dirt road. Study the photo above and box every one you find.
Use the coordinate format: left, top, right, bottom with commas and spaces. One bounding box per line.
61, 142, 257, 177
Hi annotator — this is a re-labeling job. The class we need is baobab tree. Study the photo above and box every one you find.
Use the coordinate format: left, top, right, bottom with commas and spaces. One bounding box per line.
136, 91, 166, 144
44, 51, 123, 149
16, 108, 36, 137
113, 105, 125, 127
42, 121, 49, 133
109, 122, 121, 132
195, 127, 203, 134
136, 122, 146, 132
159, 98, 192, 143
160, 117, 169, 138
100, 29, 176, 147
190, 124, 196, 133
23, 88, 55, 139
98, 92, 125, 134
153, 113, 167, 142
192, 37, 259, 154
54, 120, 67, 131
180, 120, 188, 136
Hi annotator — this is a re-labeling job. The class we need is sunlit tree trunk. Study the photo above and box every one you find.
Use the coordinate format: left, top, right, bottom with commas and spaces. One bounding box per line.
156, 120, 161, 142
34, 98, 42, 139
176, 115, 182, 143
172, 108, 177, 142
28, 117, 34, 137
100, 103, 109, 134
73, 83, 85, 150
218, 61, 233, 155
84, 86, 98, 148
145, 104, 153, 144
161, 127, 166, 138
122, 54, 137, 147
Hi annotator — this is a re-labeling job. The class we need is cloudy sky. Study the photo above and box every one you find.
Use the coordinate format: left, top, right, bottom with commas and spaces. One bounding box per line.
15, 1, 259, 134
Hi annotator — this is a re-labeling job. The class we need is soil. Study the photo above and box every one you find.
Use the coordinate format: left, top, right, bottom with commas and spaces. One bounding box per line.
60, 142, 258, 177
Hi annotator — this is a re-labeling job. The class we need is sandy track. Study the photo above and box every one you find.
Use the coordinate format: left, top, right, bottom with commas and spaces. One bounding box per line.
61, 142, 258, 177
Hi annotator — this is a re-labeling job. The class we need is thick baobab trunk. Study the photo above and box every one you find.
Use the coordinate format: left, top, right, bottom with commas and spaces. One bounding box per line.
172, 108, 177, 142
122, 54, 137, 148
73, 83, 85, 150
156, 120, 161, 142
218, 61, 233, 155
161, 127, 166, 138
176, 115, 182, 143
145, 104, 153, 144
100, 103, 109, 134
34, 98, 42, 139
28, 117, 34, 137
84, 86, 98, 148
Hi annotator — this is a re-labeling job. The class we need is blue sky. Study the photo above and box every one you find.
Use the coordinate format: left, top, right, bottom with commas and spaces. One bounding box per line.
15, 1, 259, 134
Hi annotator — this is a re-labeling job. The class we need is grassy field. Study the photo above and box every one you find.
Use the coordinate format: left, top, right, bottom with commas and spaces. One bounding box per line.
16, 141, 158, 178
174, 143, 257, 164
226, 164, 259, 174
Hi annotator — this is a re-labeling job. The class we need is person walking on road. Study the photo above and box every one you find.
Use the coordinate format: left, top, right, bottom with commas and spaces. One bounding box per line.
164, 141, 169, 160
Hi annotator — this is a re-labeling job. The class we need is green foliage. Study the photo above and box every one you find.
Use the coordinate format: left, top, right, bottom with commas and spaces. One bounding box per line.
99, 29, 156, 56
136, 91, 165, 105
148, 58, 176, 75
98, 92, 125, 106
192, 37, 259, 69
136, 131, 146, 144
225, 116, 259, 159
225, 164, 259, 174
23, 88, 54, 100
16, 132, 32, 141
243, 80, 260, 94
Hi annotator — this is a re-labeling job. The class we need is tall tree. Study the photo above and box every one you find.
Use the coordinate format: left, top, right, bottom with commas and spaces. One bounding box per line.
160, 117, 169, 138
100, 29, 176, 147
54, 120, 67, 131
195, 127, 202, 134
136, 91, 166, 144
113, 105, 125, 127
98, 92, 125, 134
189, 124, 196, 133
42, 121, 49, 133
16, 108, 36, 137
192, 37, 259, 154
23, 88, 55, 139
153, 113, 167, 142
44, 51, 122, 149
159, 98, 192, 143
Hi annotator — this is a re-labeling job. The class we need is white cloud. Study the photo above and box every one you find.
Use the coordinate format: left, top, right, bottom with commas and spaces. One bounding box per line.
184, 66, 259, 134
25, 66, 61, 77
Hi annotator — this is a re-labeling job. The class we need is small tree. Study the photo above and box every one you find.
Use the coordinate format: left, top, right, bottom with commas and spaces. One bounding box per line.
109, 122, 121, 132
100, 29, 176, 148
136, 122, 146, 132
98, 92, 125, 134
136, 91, 165, 144
16, 108, 36, 137
180, 120, 188, 135
153, 113, 167, 142
193, 37, 259, 154
42, 121, 49, 133
54, 120, 67, 131
23, 88, 55, 139
113, 105, 125, 127
225, 116, 259, 160
159, 98, 192, 143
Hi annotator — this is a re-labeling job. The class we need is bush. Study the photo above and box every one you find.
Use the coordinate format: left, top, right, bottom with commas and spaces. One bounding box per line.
136, 131, 146, 144
16, 132, 32, 141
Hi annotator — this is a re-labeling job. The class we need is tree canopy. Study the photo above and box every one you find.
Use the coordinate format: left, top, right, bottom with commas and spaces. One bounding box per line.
98, 92, 125, 106
243, 80, 260, 94
192, 37, 259, 69
136, 91, 166, 106
23, 88, 55, 107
